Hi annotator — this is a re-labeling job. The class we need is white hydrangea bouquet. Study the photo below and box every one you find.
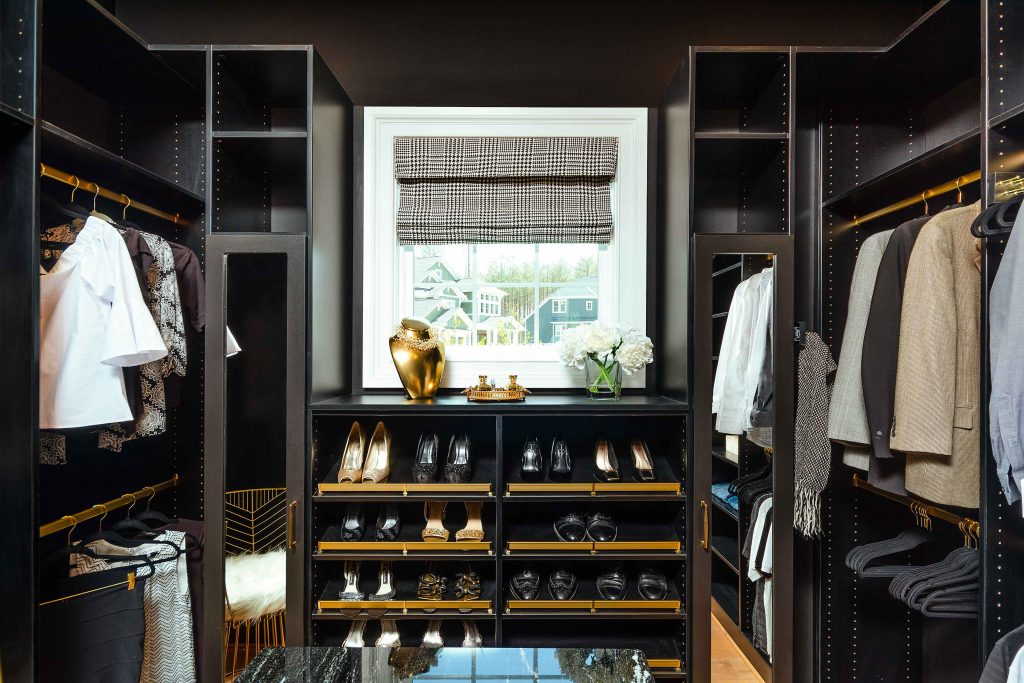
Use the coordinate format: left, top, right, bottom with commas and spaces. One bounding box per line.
558, 322, 654, 399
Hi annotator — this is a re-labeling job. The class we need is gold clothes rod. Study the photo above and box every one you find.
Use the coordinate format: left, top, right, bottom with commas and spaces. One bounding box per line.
835, 170, 982, 230
39, 163, 184, 226
39, 474, 180, 538
852, 474, 979, 537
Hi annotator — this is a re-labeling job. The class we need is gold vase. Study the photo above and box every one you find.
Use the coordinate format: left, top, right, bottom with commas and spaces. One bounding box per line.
389, 317, 445, 399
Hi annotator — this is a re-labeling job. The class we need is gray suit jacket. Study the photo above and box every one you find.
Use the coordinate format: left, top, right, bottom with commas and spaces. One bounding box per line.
989, 203, 1024, 504
827, 230, 892, 469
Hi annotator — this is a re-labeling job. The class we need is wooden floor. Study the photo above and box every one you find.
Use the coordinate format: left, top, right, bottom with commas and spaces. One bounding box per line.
711, 614, 765, 683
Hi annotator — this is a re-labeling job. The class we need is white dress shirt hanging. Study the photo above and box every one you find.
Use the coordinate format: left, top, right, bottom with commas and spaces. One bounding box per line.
39, 216, 167, 429
715, 273, 763, 434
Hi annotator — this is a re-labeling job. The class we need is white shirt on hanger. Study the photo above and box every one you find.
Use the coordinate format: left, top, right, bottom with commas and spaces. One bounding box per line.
742, 267, 774, 431
39, 215, 167, 429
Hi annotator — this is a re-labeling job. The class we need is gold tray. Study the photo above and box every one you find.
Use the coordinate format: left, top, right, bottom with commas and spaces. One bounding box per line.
317, 599, 492, 612
506, 599, 593, 611
506, 541, 593, 552
506, 599, 680, 612
647, 659, 682, 670
592, 599, 681, 611
318, 482, 493, 495
317, 540, 492, 553
506, 482, 681, 495
463, 388, 528, 402
592, 541, 681, 553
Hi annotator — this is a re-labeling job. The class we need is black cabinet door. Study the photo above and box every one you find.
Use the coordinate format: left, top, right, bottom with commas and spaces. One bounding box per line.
691, 234, 794, 683
204, 233, 308, 683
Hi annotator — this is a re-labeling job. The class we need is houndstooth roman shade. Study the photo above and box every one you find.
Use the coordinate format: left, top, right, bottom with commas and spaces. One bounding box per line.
394, 136, 618, 244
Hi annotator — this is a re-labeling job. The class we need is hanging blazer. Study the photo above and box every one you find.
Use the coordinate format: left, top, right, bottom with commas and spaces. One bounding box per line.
861, 215, 930, 495
891, 203, 981, 508
827, 230, 892, 470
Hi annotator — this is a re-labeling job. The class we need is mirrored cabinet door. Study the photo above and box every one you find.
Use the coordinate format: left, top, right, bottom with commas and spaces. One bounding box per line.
692, 234, 794, 683
205, 234, 307, 682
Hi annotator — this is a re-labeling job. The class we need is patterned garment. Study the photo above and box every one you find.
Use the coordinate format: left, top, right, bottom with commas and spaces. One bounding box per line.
100, 231, 186, 452
793, 332, 836, 539
394, 136, 618, 245
71, 531, 196, 683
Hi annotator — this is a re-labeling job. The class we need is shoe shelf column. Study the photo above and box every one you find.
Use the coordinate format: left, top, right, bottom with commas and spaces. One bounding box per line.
307, 394, 688, 676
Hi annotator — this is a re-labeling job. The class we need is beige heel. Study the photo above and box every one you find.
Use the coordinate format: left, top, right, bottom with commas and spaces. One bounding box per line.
594, 439, 620, 482
422, 501, 449, 542
456, 501, 485, 542
361, 422, 392, 484
337, 422, 366, 483
630, 438, 655, 481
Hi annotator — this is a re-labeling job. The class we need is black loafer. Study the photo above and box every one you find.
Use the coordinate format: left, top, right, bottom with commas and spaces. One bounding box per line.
509, 568, 541, 601
548, 567, 578, 601
585, 512, 617, 542
638, 569, 668, 601
554, 513, 587, 542
596, 566, 628, 600
341, 504, 364, 541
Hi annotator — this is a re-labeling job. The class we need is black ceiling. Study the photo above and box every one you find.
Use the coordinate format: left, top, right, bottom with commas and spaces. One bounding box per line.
116, 0, 927, 106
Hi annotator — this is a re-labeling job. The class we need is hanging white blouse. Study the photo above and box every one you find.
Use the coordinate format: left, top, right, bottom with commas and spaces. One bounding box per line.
712, 277, 750, 416
742, 268, 774, 431
716, 272, 763, 434
39, 216, 168, 429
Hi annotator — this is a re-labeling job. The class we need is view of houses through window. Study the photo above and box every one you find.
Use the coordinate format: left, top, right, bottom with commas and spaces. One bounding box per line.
410, 243, 600, 346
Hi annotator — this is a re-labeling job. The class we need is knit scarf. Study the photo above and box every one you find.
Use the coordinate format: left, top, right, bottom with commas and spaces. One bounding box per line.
794, 332, 836, 538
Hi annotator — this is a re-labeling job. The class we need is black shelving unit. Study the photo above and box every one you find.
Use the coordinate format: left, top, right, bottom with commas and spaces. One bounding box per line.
307, 397, 689, 676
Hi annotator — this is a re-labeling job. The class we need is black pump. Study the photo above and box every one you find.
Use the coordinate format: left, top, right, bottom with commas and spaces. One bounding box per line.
521, 438, 543, 481
445, 434, 472, 483
550, 438, 572, 482
412, 431, 439, 483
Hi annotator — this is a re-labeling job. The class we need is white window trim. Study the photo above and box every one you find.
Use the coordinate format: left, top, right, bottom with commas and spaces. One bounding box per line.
362, 106, 648, 389
552, 299, 568, 314
586, 300, 594, 311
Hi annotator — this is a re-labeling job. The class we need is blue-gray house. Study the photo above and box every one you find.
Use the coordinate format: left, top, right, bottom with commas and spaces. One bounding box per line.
524, 276, 599, 343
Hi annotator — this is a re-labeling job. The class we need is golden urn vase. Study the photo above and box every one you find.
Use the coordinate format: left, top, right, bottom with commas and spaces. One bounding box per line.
389, 316, 445, 399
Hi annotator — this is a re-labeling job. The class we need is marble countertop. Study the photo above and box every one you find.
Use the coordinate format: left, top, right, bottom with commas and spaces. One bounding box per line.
236, 646, 654, 682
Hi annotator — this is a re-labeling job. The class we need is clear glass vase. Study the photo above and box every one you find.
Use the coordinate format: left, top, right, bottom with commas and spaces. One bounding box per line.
584, 356, 622, 400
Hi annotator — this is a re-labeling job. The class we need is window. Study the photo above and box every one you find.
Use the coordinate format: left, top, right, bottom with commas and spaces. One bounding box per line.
363, 107, 648, 388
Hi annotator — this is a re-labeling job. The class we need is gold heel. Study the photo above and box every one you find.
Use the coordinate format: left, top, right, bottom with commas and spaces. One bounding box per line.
361, 422, 392, 484
630, 438, 655, 481
337, 422, 366, 483
594, 439, 620, 482
422, 501, 449, 542
456, 501, 485, 542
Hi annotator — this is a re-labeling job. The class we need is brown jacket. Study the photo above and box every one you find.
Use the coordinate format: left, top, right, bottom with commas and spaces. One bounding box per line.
891, 203, 981, 508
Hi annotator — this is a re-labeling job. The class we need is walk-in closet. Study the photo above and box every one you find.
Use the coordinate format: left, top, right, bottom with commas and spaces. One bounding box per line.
3, 0, 1024, 681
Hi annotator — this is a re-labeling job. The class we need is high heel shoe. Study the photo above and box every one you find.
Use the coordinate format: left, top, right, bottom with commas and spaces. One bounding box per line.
338, 561, 364, 617
362, 422, 392, 483
343, 618, 367, 647
412, 431, 439, 483
376, 503, 401, 541
461, 620, 483, 648
445, 434, 472, 483
630, 438, 655, 481
341, 504, 364, 541
456, 501, 485, 542
453, 565, 482, 612
521, 438, 543, 481
368, 561, 397, 616
421, 620, 444, 648
422, 501, 449, 542
376, 619, 401, 647
593, 439, 620, 482
550, 438, 572, 482
337, 422, 366, 483
417, 566, 448, 613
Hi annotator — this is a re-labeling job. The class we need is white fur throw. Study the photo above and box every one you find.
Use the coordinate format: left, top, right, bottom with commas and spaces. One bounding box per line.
224, 549, 287, 622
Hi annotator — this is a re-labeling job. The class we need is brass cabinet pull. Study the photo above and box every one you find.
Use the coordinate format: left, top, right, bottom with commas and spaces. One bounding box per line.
700, 500, 709, 551
287, 500, 298, 550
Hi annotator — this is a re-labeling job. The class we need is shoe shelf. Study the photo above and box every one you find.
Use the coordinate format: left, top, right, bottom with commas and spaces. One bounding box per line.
308, 399, 688, 677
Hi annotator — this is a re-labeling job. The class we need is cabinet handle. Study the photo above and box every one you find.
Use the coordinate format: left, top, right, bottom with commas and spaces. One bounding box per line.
287, 500, 298, 550
700, 500, 709, 551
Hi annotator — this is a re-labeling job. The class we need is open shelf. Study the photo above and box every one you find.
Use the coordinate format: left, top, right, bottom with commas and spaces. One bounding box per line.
310, 394, 689, 414
712, 496, 739, 522
693, 137, 788, 233
214, 48, 308, 132
822, 126, 981, 218
694, 51, 788, 134
712, 534, 741, 575
213, 135, 307, 233
40, 121, 205, 218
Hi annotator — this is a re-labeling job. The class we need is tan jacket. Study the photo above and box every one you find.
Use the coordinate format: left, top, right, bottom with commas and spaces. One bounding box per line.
891, 203, 981, 508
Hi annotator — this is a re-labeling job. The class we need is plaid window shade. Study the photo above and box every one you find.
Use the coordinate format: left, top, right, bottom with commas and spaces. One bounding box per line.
394, 136, 618, 244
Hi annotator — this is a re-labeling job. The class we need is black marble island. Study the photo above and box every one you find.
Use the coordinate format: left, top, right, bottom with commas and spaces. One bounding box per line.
236, 646, 654, 682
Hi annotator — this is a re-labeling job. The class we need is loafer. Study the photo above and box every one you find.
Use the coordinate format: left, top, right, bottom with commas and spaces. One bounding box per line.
509, 568, 541, 601
554, 512, 587, 542
585, 512, 617, 542
638, 569, 668, 601
596, 566, 628, 601
548, 567, 578, 601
